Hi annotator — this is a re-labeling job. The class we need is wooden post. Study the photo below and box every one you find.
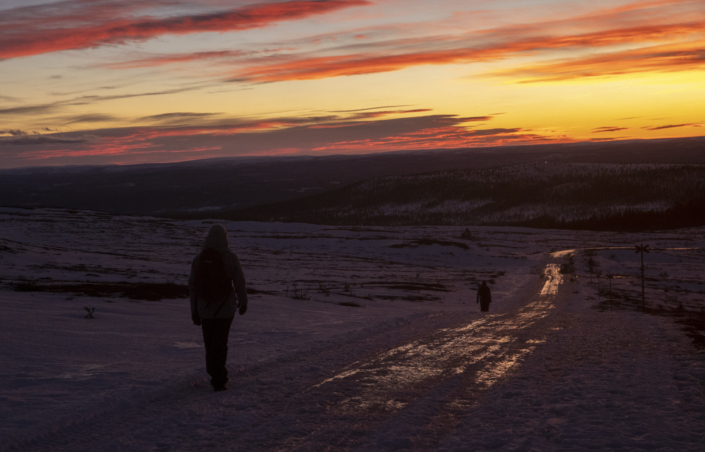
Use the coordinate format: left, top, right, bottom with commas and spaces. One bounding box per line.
635, 244, 650, 310
606, 274, 614, 311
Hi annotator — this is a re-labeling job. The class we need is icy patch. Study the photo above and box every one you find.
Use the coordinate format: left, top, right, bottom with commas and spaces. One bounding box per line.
551, 249, 576, 258
540, 263, 563, 295
311, 261, 565, 417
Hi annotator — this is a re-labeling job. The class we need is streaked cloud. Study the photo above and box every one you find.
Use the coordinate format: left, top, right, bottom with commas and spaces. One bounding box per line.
63, 114, 119, 125
102, 50, 247, 70
0, 103, 62, 117
0, 85, 212, 118
493, 41, 705, 83
0, 0, 369, 59
136, 112, 222, 125
593, 127, 630, 133
643, 123, 703, 130
0, 132, 98, 146
349, 108, 432, 119
2, 112, 559, 164
330, 105, 410, 113
2, 0, 703, 167
239, 20, 705, 82
0, 129, 28, 136
309, 125, 569, 153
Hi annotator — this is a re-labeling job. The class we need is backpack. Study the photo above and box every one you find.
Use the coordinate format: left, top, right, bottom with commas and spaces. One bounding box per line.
195, 248, 233, 305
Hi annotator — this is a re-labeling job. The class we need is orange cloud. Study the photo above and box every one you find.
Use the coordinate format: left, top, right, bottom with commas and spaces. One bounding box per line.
229, 21, 705, 82
78, 0, 703, 86
0, 0, 369, 59
311, 125, 574, 153
492, 40, 705, 83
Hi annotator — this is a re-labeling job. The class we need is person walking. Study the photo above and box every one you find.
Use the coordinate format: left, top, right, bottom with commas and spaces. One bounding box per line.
477, 280, 492, 312
189, 224, 248, 392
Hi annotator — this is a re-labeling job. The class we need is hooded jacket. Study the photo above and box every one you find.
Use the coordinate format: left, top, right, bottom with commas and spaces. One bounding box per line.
477, 281, 491, 304
188, 224, 247, 319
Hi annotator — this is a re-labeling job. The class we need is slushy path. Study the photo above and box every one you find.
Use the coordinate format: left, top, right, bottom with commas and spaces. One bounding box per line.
260, 262, 567, 451
8, 260, 571, 452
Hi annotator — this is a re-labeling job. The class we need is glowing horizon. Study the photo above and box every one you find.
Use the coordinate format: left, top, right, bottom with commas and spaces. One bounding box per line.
1, 0, 704, 168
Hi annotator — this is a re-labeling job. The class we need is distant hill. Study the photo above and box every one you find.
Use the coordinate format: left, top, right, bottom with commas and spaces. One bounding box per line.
1, 136, 704, 222
218, 163, 705, 231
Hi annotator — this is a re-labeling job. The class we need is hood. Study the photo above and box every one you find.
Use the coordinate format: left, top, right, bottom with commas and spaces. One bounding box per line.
202, 224, 229, 252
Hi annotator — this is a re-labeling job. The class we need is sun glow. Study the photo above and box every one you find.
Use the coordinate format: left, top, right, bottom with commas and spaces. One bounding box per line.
1, 0, 703, 167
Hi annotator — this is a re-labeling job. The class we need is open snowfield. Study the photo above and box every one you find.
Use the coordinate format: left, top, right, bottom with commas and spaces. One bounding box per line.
1, 207, 704, 451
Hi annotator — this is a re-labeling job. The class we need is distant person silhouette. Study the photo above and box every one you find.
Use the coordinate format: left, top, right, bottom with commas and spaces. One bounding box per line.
477, 280, 492, 312
189, 224, 248, 392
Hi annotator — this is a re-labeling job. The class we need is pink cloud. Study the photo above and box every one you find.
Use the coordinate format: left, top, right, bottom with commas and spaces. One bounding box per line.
76, 0, 704, 86
0, 0, 369, 59
225, 19, 705, 82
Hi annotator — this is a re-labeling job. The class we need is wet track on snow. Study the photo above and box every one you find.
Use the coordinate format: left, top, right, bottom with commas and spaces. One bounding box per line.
263, 262, 567, 451
10, 260, 571, 452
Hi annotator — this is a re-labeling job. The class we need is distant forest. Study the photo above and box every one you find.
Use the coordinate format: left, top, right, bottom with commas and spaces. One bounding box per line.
222, 163, 705, 231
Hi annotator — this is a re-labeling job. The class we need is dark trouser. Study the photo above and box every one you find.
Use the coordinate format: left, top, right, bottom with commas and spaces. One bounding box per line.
480, 301, 490, 312
201, 317, 234, 388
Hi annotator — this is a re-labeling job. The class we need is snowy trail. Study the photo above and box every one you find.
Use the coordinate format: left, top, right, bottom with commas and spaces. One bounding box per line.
5, 260, 571, 452
4, 209, 705, 451
267, 263, 566, 452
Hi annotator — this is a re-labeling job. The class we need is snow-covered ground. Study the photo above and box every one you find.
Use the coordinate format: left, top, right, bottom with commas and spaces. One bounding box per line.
1, 208, 704, 451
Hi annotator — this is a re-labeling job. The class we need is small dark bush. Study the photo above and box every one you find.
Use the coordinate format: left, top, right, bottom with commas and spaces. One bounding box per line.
339, 301, 362, 307
11, 281, 189, 301
290, 283, 310, 301
12, 280, 44, 292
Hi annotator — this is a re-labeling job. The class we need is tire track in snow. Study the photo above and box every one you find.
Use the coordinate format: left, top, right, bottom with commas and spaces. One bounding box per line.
2, 312, 474, 452
219, 261, 568, 451
7, 261, 568, 452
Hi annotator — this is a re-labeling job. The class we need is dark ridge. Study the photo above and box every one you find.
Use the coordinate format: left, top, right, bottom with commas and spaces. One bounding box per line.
2, 136, 705, 217
518, 198, 705, 231
208, 163, 705, 231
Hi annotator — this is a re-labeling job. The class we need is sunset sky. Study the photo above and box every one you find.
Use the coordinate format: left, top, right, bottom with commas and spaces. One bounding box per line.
1, 0, 704, 168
